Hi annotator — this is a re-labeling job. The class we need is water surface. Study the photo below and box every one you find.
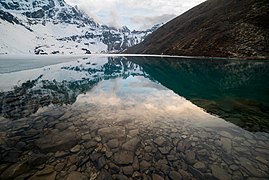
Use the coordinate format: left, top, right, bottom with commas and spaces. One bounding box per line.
0, 56, 268, 179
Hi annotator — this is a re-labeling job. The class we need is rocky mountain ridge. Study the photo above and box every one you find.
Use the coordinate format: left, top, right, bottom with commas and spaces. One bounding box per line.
0, 0, 161, 55
126, 0, 269, 59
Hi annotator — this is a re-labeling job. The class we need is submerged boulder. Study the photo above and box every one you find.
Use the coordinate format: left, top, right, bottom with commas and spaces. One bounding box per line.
35, 129, 80, 152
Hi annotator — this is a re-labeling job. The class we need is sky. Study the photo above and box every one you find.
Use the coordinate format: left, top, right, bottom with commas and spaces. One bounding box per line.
66, 0, 205, 30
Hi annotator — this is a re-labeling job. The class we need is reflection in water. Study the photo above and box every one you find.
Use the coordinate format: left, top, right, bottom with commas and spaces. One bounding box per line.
131, 57, 269, 132
0, 56, 269, 179
1, 56, 269, 131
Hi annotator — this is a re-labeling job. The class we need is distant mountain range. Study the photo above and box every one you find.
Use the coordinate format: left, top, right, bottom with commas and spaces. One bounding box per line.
0, 0, 162, 55
127, 0, 269, 59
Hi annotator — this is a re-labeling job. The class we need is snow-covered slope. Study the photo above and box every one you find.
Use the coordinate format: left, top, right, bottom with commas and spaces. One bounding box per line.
0, 0, 162, 55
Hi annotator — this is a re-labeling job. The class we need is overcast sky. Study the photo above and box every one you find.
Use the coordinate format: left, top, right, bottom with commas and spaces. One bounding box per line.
66, 0, 205, 30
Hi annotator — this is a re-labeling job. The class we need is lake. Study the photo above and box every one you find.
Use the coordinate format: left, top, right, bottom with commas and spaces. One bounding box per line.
0, 55, 268, 179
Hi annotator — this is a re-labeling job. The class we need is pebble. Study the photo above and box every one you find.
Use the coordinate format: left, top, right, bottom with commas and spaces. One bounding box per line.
169, 171, 182, 180
193, 162, 207, 172
139, 160, 151, 171
152, 173, 164, 180
185, 151, 196, 165
122, 166, 134, 176
107, 139, 119, 149
66, 171, 87, 180
154, 136, 166, 146
70, 145, 81, 153
114, 151, 134, 165
210, 165, 231, 180
55, 163, 65, 172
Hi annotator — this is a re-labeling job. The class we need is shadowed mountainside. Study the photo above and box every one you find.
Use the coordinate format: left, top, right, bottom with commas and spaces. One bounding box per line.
126, 0, 269, 59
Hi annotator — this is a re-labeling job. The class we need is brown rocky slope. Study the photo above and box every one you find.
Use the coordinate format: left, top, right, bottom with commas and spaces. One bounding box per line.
126, 0, 269, 59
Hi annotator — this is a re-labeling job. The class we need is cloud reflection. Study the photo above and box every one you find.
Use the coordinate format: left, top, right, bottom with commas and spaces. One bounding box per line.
75, 76, 234, 128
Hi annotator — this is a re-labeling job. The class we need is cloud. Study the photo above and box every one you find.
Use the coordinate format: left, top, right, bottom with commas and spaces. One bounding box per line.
65, 0, 205, 30
107, 11, 120, 28
130, 14, 176, 30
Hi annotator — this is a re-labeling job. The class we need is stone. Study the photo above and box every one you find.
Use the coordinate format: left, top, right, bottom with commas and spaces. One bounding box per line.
139, 160, 151, 171
109, 163, 120, 174
67, 155, 79, 166
169, 171, 182, 180
229, 164, 239, 171
167, 155, 177, 161
82, 134, 91, 140
35, 130, 80, 152
66, 171, 87, 180
178, 169, 191, 179
13, 172, 35, 180
132, 171, 143, 178
98, 126, 125, 139
96, 156, 106, 170
197, 149, 208, 157
55, 123, 68, 131
221, 137, 232, 154
256, 156, 268, 165
97, 169, 112, 180
90, 153, 102, 162
15, 141, 26, 150
210, 165, 231, 180
70, 145, 81, 153
95, 136, 102, 142
177, 142, 185, 152
77, 156, 90, 167
219, 131, 233, 139
114, 174, 129, 180
107, 139, 119, 149
145, 146, 152, 153
193, 162, 207, 172
29, 171, 56, 180
133, 156, 140, 171
105, 151, 113, 158
188, 166, 204, 179
185, 151, 196, 165
159, 146, 172, 155
0, 162, 28, 180
29, 166, 56, 180
152, 174, 164, 180
35, 165, 54, 176
84, 141, 97, 149
2, 150, 20, 163
114, 151, 134, 165
129, 129, 139, 137
69, 165, 77, 172
154, 136, 166, 146
122, 137, 141, 151
55, 163, 65, 172
240, 159, 267, 177
28, 153, 49, 166
55, 151, 68, 158
122, 166, 134, 176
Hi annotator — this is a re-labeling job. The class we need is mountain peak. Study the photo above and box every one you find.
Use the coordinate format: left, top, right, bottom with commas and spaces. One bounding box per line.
0, 0, 162, 55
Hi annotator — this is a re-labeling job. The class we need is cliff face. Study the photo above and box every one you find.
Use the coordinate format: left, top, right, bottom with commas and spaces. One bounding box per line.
126, 0, 269, 59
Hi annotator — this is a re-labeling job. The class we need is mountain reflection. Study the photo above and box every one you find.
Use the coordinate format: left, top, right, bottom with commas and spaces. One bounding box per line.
0, 56, 269, 132
0, 57, 151, 120
130, 56, 269, 132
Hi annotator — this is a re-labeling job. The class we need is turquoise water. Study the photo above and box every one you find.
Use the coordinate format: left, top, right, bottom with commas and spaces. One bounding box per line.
1, 56, 268, 132
0, 56, 268, 179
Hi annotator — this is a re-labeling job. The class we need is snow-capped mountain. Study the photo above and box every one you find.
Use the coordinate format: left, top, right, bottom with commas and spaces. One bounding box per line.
0, 0, 162, 55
